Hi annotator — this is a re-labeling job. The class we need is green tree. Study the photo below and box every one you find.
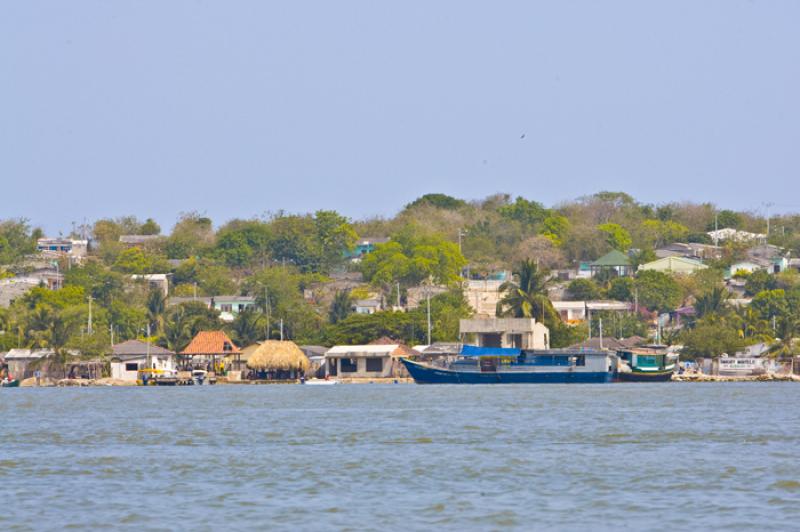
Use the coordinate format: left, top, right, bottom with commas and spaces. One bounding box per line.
634, 270, 682, 313
496, 260, 558, 323
766, 317, 799, 359
498, 196, 549, 226
146, 288, 166, 333
680, 319, 744, 360
405, 193, 467, 211
140, 218, 161, 235
229, 307, 265, 347
314, 210, 358, 272
215, 220, 272, 268
744, 269, 777, 296
361, 230, 466, 287
164, 213, 214, 259
113, 247, 150, 274
750, 289, 789, 323
597, 223, 632, 252
540, 214, 570, 246
329, 290, 353, 324
566, 278, 602, 301
693, 286, 730, 320
607, 276, 635, 302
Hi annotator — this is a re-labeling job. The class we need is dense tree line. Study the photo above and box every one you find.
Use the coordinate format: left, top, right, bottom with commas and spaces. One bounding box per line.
1, 191, 799, 360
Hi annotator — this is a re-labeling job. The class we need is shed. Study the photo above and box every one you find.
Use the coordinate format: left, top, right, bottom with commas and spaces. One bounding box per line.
110, 340, 176, 381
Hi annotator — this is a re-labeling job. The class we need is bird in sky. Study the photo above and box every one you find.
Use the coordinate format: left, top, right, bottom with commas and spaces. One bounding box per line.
520, 133, 526, 139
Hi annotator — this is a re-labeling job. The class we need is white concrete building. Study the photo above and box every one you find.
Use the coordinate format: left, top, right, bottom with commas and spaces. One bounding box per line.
459, 317, 549, 350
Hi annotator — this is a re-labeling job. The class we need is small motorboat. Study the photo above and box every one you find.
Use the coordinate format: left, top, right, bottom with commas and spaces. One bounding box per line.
303, 379, 338, 385
1, 378, 20, 388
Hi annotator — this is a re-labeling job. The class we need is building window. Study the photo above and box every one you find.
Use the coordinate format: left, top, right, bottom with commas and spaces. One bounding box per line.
125, 363, 138, 372
220, 304, 233, 312
365, 358, 383, 372
340, 358, 358, 372
574, 356, 586, 366
481, 333, 503, 348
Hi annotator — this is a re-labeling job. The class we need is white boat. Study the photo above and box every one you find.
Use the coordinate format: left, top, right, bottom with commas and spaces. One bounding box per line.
303, 379, 338, 385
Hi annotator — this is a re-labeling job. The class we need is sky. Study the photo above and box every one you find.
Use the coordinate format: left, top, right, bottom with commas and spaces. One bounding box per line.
3, 1, 800, 235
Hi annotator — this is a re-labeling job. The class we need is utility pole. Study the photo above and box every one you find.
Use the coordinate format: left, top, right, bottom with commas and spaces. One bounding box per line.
110, 323, 114, 347
146, 322, 151, 371
396, 282, 401, 309
426, 284, 432, 346
264, 287, 271, 340
280, 319, 284, 341
714, 213, 719, 247
193, 282, 197, 301
764, 202, 774, 240
87, 296, 93, 335
599, 318, 603, 350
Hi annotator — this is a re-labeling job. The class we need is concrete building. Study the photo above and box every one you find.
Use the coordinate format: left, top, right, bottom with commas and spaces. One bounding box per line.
36, 238, 88, 258
131, 274, 170, 297
4, 349, 55, 379
0, 278, 39, 307
464, 279, 505, 316
459, 317, 550, 350
325, 344, 413, 378
109, 340, 176, 381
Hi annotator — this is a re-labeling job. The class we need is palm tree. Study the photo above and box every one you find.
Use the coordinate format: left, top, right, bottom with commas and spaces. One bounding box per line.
146, 288, 166, 334
497, 259, 558, 323
329, 290, 352, 324
734, 306, 772, 343
694, 286, 730, 321
230, 307, 264, 346
767, 317, 799, 359
162, 306, 192, 353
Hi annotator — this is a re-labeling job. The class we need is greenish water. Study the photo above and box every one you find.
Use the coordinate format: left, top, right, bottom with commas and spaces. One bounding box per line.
1, 383, 799, 530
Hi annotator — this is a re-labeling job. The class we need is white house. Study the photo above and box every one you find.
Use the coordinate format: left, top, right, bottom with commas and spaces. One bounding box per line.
110, 340, 176, 381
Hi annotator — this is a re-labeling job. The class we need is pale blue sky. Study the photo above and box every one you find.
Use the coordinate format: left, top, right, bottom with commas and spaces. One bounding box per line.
3, 1, 799, 234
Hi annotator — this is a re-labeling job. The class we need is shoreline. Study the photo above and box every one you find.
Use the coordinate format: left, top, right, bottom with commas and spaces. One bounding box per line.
9, 375, 800, 387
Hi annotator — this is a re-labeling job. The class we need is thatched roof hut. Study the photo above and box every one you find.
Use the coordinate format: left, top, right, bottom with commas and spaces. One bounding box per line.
246, 340, 310, 372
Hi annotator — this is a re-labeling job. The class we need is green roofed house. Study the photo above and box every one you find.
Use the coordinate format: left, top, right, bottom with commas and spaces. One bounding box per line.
590, 250, 633, 277
638, 256, 708, 274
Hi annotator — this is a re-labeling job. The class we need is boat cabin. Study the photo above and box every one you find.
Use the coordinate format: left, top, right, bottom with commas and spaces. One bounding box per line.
617, 347, 674, 371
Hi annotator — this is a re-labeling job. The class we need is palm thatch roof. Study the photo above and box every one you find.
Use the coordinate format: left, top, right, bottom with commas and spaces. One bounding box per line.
246, 340, 309, 371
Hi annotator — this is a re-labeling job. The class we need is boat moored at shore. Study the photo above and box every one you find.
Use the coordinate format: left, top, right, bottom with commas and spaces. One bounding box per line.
401, 346, 617, 384
616, 346, 677, 382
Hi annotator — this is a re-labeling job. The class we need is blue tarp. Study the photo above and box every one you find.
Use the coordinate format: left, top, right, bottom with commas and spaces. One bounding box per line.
460, 345, 521, 357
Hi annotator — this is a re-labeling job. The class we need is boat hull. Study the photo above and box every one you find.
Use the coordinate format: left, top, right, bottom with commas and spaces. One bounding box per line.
1, 379, 20, 388
617, 370, 674, 382
401, 359, 613, 384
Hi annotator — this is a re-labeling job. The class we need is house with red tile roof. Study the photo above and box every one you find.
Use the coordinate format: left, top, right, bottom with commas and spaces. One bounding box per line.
180, 331, 240, 370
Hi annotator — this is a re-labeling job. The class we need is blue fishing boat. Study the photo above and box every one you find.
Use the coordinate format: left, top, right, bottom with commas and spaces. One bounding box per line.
401, 345, 617, 384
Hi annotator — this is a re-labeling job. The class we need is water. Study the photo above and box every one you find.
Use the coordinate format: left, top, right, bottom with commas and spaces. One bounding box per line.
1, 383, 799, 531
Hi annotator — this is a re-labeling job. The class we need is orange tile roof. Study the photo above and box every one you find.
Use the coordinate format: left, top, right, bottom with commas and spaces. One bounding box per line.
181, 331, 241, 355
